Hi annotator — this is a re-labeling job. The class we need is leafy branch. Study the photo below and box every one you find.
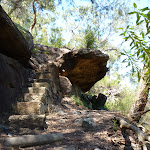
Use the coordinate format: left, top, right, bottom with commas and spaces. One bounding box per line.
119, 3, 150, 79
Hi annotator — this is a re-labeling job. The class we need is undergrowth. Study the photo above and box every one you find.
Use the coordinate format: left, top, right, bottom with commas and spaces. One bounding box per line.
90, 75, 136, 114
71, 95, 91, 109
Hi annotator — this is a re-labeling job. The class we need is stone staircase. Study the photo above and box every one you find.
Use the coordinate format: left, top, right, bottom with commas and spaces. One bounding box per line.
17, 80, 51, 115
9, 63, 62, 129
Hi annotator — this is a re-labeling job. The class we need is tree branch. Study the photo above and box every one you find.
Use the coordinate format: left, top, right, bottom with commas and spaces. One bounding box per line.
115, 117, 150, 150
29, 0, 36, 33
130, 109, 150, 124
104, 48, 117, 51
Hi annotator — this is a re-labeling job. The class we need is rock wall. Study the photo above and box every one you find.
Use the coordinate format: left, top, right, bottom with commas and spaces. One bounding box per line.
0, 6, 31, 65
0, 53, 29, 113
0, 6, 31, 113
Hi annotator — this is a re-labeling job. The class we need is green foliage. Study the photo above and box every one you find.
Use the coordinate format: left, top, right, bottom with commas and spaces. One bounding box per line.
84, 26, 97, 49
78, 26, 98, 49
1, 0, 131, 51
90, 75, 136, 114
62, 0, 130, 49
15, 23, 33, 46
71, 95, 82, 105
105, 87, 135, 113
49, 28, 64, 48
119, 3, 150, 80
112, 119, 119, 131
1, 0, 65, 48
71, 95, 92, 109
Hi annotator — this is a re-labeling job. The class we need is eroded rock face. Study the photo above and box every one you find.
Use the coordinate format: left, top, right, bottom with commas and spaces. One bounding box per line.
0, 6, 31, 65
59, 76, 72, 95
0, 53, 29, 113
56, 49, 109, 92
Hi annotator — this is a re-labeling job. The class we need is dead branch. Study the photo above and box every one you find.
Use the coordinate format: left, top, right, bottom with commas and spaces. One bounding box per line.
4, 133, 63, 148
115, 117, 150, 150
130, 109, 150, 124
29, 0, 36, 33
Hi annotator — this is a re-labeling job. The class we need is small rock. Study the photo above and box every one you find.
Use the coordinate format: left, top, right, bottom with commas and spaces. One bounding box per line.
59, 119, 66, 124
87, 113, 92, 117
61, 147, 75, 150
80, 111, 87, 115
54, 146, 76, 150
72, 110, 80, 115
82, 118, 96, 129
74, 119, 83, 126
57, 110, 68, 116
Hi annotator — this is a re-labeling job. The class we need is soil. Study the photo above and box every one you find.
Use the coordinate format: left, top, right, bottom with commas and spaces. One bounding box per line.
0, 96, 150, 150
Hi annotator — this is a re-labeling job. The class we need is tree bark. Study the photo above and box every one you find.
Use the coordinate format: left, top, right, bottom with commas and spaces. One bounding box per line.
129, 65, 149, 122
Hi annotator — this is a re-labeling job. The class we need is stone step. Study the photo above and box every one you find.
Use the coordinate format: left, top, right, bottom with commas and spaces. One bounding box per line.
33, 78, 52, 84
35, 72, 54, 79
31, 82, 50, 89
24, 93, 48, 103
23, 87, 49, 95
38, 63, 57, 72
9, 114, 47, 129
17, 102, 48, 115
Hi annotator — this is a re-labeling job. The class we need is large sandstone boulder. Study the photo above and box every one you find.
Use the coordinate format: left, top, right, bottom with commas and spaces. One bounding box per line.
56, 48, 109, 91
0, 6, 31, 65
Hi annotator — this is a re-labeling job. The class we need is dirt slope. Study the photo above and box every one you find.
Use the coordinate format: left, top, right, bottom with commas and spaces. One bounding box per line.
1, 96, 150, 150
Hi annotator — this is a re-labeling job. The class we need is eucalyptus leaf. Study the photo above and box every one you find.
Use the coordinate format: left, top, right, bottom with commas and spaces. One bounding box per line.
133, 3, 137, 8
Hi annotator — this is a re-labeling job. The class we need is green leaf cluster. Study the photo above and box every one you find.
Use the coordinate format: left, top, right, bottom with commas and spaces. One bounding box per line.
78, 26, 98, 49
120, 3, 150, 80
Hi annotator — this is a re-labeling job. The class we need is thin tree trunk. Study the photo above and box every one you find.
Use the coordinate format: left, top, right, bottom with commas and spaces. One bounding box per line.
29, 0, 36, 33
129, 65, 149, 122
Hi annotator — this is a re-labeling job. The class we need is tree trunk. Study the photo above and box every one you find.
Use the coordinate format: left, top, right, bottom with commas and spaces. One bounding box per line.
130, 66, 149, 122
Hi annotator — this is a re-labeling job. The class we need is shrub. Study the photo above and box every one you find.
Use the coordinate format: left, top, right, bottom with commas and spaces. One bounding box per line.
90, 75, 136, 114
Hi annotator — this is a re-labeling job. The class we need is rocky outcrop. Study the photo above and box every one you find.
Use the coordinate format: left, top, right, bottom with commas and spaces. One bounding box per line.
56, 48, 109, 92
0, 6, 32, 113
0, 5, 31, 65
0, 53, 29, 113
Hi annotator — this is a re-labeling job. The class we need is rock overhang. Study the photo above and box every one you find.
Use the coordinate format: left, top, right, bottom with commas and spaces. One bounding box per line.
56, 48, 109, 92
0, 6, 32, 65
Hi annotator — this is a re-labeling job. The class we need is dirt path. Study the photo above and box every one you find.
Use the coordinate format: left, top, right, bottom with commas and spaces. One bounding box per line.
0, 96, 149, 150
